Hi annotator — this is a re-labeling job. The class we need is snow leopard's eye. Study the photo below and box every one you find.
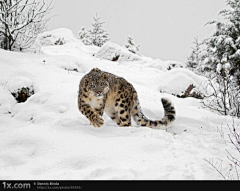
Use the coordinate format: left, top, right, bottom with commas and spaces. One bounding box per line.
90, 84, 96, 88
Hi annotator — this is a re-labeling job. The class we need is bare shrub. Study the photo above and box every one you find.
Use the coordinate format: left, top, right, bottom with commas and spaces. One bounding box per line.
0, 0, 53, 51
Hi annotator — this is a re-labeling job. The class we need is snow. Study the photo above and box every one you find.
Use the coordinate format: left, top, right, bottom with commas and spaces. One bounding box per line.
158, 68, 209, 96
34, 28, 83, 47
0, 28, 239, 180
7, 77, 34, 94
217, 63, 222, 74
95, 42, 142, 62
125, 35, 140, 54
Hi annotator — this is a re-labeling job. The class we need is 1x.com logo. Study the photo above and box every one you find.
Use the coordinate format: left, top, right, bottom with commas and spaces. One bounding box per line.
2, 182, 31, 190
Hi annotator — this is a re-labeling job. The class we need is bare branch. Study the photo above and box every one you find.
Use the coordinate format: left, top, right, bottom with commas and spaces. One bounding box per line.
0, 0, 53, 50
203, 158, 228, 180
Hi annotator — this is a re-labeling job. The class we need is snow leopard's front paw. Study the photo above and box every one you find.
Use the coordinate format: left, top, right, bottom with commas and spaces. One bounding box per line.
90, 114, 104, 127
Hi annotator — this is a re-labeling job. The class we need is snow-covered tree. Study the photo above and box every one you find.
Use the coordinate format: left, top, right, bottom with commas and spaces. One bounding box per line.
125, 35, 140, 54
199, 0, 240, 118
186, 37, 202, 72
90, 14, 109, 47
79, 27, 91, 46
79, 14, 109, 47
0, 0, 53, 51
201, 0, 240, 85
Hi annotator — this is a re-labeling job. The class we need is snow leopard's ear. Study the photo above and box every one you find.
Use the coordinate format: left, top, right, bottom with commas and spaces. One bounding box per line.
83, 76, 90, 86
101, 72, 108, 80
91, 68, 101, 72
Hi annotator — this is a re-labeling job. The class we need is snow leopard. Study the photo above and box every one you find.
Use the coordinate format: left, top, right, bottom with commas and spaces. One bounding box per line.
78, 68, 176, 128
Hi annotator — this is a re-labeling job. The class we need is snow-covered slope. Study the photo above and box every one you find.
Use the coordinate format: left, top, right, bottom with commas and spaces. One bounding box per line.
0, 28, 239, 180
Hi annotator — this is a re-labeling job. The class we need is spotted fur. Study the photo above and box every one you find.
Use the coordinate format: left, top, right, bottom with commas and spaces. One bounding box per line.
78, 68, 176, 129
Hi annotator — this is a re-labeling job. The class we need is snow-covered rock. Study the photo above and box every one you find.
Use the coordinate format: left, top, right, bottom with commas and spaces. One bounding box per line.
7, 77, 34, 94
162, 60, 186, 70
34, 28, 83, 47
94, 42, 142, 62
7, 77, 34, 103
159, 68, 210, 97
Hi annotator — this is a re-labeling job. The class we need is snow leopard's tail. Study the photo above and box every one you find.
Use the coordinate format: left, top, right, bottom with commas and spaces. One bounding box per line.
131, 95, 176, 129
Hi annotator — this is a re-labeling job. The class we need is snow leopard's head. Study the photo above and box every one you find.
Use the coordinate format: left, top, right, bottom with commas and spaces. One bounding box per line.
85, 68, 110, 98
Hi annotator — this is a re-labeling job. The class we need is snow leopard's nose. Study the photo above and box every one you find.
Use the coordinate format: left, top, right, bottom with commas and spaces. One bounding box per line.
96, 91, 103, 98
96, 91, 102, 96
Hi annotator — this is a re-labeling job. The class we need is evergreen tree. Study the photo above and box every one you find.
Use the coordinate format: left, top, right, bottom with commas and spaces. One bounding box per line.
199, 0, 240, 117
125, 35, 140, 54
90, 14, 110, 47
78, 14, 109, 47
79, 27, 92, 45
186, 37, 202, 71
201, 0, 240, 85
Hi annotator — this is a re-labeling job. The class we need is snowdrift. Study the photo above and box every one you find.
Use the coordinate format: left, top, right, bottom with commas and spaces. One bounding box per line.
0, 28, 239, 180
94, 42, 142, 62
34, 28, 81, 46
159, 68, 210, 97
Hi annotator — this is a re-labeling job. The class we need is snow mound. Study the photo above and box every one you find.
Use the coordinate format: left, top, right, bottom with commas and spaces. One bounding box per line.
94, 42, 142, 62
33, 28, 99, 62
0, 87, 16, 115
34, 28, 83, 47
7, 77, 34, 94
162, 60, 186, 70
139, 59, 186, 72
142, 59, 168, 71
38, 55, 89, 74
159, 68, 209, 96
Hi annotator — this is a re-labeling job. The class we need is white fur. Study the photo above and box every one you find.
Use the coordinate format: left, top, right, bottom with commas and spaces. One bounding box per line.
86, 96, 102, 109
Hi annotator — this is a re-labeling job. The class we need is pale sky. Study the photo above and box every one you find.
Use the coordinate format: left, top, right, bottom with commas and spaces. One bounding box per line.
47, 0, 227, 63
